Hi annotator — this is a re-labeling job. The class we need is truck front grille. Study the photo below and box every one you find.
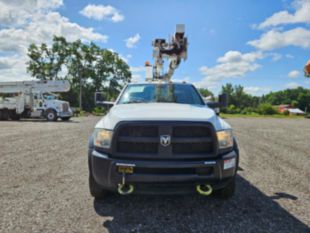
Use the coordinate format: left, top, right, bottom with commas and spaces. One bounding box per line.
62, 103, 69, 112
113, 122, 217, 159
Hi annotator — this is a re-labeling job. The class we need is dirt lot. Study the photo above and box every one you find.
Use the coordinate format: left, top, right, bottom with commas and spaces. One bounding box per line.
0, 116, 309, 233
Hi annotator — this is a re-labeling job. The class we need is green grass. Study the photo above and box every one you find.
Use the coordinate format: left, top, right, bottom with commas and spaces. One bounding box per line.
221, 113, 306, 119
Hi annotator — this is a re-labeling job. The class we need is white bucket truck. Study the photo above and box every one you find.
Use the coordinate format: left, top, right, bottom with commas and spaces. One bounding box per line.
0, 80, 73, 121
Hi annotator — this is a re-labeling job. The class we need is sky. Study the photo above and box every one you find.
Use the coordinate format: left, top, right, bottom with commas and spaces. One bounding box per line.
0, 0, 309, 95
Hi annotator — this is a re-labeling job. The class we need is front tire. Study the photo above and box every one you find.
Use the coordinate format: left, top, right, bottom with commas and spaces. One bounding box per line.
0, 109, 9, 120
217, 177, 236, 199
9, 110, 21, 120
46, 109, 57, 121
89, 174, 109, 199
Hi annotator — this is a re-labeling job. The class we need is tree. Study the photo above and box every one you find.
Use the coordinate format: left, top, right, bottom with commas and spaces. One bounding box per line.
221, 83, 234, 105
257, 103, 277, 115
291, 100, 298, 108
27, 37, 69, 80
262, 87, 310, 111
66, 40, 96, 109
27, 36, 131, 111
198, 88, 214, 99
94, 48, 131, 100
297, 92, 310, 111
220, 83, 257, 111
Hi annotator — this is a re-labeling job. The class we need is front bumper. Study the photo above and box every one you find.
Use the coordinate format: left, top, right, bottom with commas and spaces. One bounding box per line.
58, 109, 73, 118
89, 149, 237, 194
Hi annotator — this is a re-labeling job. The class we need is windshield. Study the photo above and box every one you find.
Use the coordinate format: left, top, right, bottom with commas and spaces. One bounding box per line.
43, 93, 57, 100
118, 83, 204, 105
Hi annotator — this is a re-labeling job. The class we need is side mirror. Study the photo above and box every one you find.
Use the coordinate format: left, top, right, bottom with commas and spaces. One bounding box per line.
218, 93, 228, 108
206, 94, 228, 115
95, 92, 104, 103
95, 92, 115, 107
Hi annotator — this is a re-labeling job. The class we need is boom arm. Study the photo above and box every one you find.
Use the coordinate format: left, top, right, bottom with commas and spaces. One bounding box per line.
151, 24, 188, 81
0, 80, 70, 94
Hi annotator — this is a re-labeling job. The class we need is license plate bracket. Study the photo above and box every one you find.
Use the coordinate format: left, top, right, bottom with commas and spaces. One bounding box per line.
116, 163, 135, 174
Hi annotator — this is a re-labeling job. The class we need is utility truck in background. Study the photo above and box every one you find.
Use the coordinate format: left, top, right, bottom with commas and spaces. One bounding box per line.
0, 80, 73, 121
88, 25, 239, 199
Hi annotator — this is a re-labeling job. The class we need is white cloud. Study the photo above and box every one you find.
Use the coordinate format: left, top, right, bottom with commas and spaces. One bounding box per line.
288, 70, 300, 78
130, 66, 146, 82
0, 54, 29, 81
285, 82, 300, 89
80, 4, 124, 22
285, 54, 294, 59
244, 86, 271, 96
130, 66, 145, 73
217, 50, 264, 63
108, 49, 131, 63
0, 56, 17, 69
248, 27, 310, 51
118, 54, 132, 63
269, 53, 282, 61
249, 1, 310, 51
37, 0, 63, 9
256, 0, 310, 29
125, 34, 141, 48
195, 51, 264, 89
131, 74, 142, 82
0, 0, 63, 26
0, 1, 108, 81
0, 12, 108, 54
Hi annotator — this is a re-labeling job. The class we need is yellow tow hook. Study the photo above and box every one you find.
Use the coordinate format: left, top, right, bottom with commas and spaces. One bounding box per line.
117, 172, 134, 195
196, 184, 213, 196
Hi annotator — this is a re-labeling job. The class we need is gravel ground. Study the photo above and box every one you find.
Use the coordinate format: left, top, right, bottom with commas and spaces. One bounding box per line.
0, 116, 309, 233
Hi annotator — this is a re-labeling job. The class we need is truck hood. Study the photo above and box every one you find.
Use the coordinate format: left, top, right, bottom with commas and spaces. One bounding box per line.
95, 103, 231, 131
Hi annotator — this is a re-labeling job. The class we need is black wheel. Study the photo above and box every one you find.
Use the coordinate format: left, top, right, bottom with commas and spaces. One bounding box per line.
89, 174, 109, 198
9, 110, 21, 120
217, 177, 236, 199
0, 109, 9, 120
61, 117, 71, 121
46, 109, 57, 121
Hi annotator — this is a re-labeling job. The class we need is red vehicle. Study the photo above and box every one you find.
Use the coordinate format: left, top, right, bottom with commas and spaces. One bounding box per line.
305, 60, 310, 77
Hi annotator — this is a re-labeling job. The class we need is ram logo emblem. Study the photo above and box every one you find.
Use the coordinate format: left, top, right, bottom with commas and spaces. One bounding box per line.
160, 135, 171, 147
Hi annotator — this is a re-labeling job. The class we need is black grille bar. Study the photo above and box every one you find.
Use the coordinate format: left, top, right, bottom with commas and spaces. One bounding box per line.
118, 136, 158, 143
172, 137, 212, 143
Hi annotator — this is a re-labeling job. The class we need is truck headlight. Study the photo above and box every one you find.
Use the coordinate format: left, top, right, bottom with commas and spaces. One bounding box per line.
217, 130, 233, 149
93, 129, 113, 148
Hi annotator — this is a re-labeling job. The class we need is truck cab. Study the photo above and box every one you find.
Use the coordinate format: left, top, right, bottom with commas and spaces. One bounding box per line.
88, 81, 239, 198
30, 92, 72, 121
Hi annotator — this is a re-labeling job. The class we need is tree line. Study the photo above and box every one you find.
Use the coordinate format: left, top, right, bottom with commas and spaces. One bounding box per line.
199, 84, 310, 115
27, 36, 131, 111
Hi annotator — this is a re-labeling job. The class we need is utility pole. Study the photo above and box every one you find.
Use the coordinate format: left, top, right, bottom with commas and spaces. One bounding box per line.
76, 47, 84, 111
79, 71, 82, 110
